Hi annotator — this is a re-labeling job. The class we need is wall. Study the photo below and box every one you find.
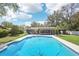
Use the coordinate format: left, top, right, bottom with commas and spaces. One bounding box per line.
66, 31, 79, 35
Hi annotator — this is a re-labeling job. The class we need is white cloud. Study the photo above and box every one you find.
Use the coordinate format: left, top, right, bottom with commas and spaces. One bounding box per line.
16, 12, 32, 20
74, 8, 79, 13
46, 3, 68, 15
24, 20, 47, 26
2, 6, 32, 21
37, 21, 47, 24
2, 3, 69, 23
2, 3, 43, 22
18, 3, 43, 13
24, 22, 32, 26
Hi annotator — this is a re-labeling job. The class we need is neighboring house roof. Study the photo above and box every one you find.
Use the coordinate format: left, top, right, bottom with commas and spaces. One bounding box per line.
26, 27, 55, 30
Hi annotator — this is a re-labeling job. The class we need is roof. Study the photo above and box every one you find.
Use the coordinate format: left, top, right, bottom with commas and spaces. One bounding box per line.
26, 27, 55, 30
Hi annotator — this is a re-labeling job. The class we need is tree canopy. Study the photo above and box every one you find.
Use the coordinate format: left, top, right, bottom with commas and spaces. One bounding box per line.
47, 3, 79, 31
0, 3, 19, 16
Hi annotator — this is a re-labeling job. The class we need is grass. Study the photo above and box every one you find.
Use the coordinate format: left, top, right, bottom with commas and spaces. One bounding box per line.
58, 35, 79, 45
0, 33, 27, 44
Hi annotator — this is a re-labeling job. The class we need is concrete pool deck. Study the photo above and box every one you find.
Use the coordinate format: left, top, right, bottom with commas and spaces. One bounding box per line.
0, 35, 79, 55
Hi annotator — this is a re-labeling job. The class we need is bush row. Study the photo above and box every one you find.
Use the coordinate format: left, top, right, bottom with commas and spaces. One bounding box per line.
0, 29, 9, 37
0, 26, 24, 38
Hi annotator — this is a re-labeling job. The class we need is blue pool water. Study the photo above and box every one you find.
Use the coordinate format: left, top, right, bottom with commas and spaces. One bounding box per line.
0, 36, 78, 56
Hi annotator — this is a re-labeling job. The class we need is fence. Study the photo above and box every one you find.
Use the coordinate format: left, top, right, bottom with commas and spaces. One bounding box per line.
66, 31, 79, 35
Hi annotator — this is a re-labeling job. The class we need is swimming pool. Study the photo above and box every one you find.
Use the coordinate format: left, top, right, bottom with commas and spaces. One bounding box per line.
0, 35, 78, 56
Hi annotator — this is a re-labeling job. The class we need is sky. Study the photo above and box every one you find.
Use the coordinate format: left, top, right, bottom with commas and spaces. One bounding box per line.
0, 3, 68, 26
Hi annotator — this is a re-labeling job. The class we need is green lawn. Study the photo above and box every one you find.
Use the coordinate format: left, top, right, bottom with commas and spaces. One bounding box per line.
59, 35, 79, 45
0, 33, 27, 44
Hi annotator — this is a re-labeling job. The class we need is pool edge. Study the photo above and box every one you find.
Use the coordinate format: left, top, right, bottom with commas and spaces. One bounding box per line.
52, 35, 79, 55
0, 34, 79, 55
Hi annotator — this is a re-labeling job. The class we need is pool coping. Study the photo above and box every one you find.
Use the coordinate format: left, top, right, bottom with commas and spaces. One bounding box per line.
14, 34, 79, 55
0, 35, 32, 51
52, 35, 79, 55
0, 35, 49, 51
0, 34, 79, 55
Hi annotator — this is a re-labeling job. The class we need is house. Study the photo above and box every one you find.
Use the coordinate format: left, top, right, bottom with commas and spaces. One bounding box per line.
26, 27, 55, 35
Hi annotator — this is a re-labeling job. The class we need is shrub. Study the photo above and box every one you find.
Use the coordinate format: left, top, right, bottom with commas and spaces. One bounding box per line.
18, 29, 24, 34
10, 25, 24, 36
0, 29, 9, 37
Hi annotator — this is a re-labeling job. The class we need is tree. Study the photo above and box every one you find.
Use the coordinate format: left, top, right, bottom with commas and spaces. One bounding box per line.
0, 28, 9, 37
58, 22, 69, 30
47, 10, 63, 27
31, 21, 43, 27
47, 3, 78, 31
70, 12, 79, 30
0, 3, 19, 16
44, 21, 52, 27
31, 21, 38, 27
1, 21, 24, 36
61, 3, 76, 23
1, 21, 13, 28
10, 25, 24, 36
